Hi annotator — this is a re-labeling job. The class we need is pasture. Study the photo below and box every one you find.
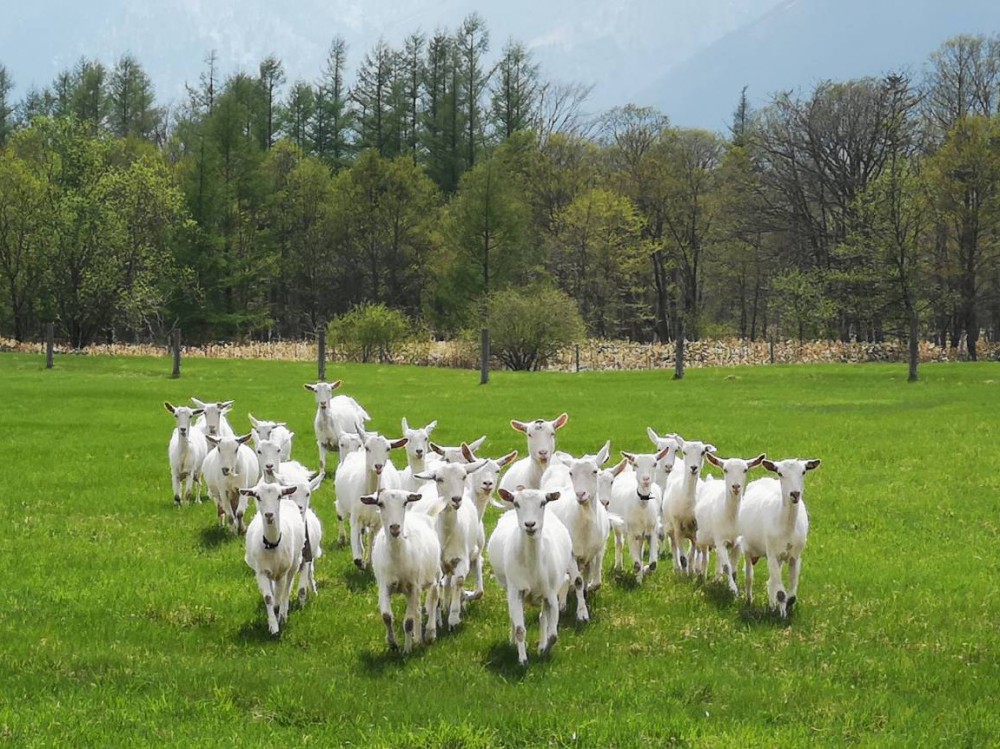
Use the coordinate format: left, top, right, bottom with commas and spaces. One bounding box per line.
1, 353, 997, 747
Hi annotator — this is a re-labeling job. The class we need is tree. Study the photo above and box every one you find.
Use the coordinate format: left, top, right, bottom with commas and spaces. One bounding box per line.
422, 30, 462, 192
489, 39, 539, 140
281, 82, 315, 153
455, 13, 490, 170
108, 53, 159, 140
258, 55, 286, 150
310, 37, 353, 170
0, 65, 14, 146
70, 58, 110, 135
353, 39, 396, 156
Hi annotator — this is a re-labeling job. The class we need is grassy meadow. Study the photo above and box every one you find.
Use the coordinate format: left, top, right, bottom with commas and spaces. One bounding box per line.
1, 353, 998, 747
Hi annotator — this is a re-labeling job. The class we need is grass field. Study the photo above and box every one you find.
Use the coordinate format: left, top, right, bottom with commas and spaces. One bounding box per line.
1, 353, 998, 747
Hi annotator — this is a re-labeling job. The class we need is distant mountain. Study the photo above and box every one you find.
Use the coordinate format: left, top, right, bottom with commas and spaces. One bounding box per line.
3, 0, 999, 131
635, 0, 1000, 130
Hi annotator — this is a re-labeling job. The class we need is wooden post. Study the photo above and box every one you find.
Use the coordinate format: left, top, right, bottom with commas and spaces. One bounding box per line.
480, 328, 490, 385
769, 335, 775, 365
171, 329, 181, 379
45, 323, 54, 369
575, 344, 580, 373
317, 326, 327, 382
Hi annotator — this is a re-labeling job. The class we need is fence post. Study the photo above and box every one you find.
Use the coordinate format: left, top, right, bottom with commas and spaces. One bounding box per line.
769, 335, 775, 365
45, 323, 54, 369
317, 326, 327, 382
171, 329, 181, 379
575, 344, 580, 373
480, 328, 490, 385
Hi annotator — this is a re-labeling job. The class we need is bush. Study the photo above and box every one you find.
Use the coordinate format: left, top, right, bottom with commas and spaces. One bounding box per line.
485, 285, 586, 371
327, 303, 411, 363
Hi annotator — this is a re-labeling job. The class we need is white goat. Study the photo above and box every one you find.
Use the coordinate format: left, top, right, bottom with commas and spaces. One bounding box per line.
254, 438, 311, 488
609, 448, 667, 582
429, 434, 487, 464
487, 487, 588, 666
399, 418, 437, 491
203, 433, 260, 534
662, 439, 716, 574
362, 488, 442, 653
304, 381, 370, 475
694, 452, 766, 593
335, 430, 406, 569
542, 441, 615, 594
462, 444, 518, 521
164, 402, 209, 505
241, 480, 305, 635
739, 458, 821, 617
646, 428, 684, 499
499, 413, 569, 493
191, 398, 235, 439
413, 459, 487, 629
332, 431, 364, 545
285, 472, 325, 605
249, 413, 294, 462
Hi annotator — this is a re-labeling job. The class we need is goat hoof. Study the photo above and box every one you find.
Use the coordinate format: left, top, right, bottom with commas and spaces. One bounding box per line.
173, 496, 181, 505
353, 558, 365, 570
787, 595, 797, 609
776, 590, 786, 603
679, 555, 688, 570
648, 560, 657, 572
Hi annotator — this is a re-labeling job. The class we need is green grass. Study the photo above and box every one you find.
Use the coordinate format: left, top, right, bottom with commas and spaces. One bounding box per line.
1, 353, 998, 747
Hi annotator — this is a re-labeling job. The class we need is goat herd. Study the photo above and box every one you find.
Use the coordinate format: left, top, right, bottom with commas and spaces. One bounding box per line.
164, 380, 821, 666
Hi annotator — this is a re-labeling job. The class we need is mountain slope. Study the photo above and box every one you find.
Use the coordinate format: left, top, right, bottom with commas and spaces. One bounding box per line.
635, 0, 1000, 130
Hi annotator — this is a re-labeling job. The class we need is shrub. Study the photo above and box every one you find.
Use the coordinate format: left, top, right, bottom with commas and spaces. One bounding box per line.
485, 285, 586, 371
328, 303, 411, 363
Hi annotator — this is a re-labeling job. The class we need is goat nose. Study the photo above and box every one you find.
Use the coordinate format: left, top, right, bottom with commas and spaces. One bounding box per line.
222, 467, 230, 476
790, 491, 801, 501
415, 449, 424, 457
690, 466, 698, 475
389, 524, 401, 536
524, 521, 536, 529
732, 483, 741, 492
264, 512, 274, 522
265, 464, 274, 472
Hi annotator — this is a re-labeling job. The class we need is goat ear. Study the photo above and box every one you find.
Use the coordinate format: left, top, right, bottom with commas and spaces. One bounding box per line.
545, 491, 561, 503
405, 493, 423, 504
401, 417, 410, 433
330, 380, 343, 391
703, 444, 717, 455
655, 445, 672, 462
192, 409, 204, 416
596, 440, 611, 466
390, 438, 408, 450
498, 489, 515, 503
248, 413, 260, 427
239, 488, 257, 497
309, 472, 323, 491
467, 435, 487, 452
280, 485, 297, 497
430, 442, 445, 456
610, 459, 629, 476
805, 459, 821, 471
206, 435, 220, 446
425, 420, 437, 434
164, 402, 176, 414
412, 471, 433, 482
460, 443, 476, 462
220, 400, 234, 410
747, 454, 766, 469
304, 383, 317, 392
621, 451, 636, 465
646, 427, 660, 446
762, 459, 778, 473
706, 452, 723, 468
464, 459, 488, 475
191, 397, 206, 408
359, 494, 379, 506
236, 433, 253, 445
553, 413, 569, 430
510, 420, 528, 434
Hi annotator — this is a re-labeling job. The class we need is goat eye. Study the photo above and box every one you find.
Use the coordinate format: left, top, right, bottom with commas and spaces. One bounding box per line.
435, 478, 443, 484
513, 502, 520, 509
777, 471, 783, 478
592, 470, 598, 476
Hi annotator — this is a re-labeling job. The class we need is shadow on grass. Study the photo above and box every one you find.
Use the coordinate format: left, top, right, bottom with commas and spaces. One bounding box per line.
199, 524, 234, 550
698, 578, 740, 611
342, 564, 373, 593
737, 600, 795, 628
235, 618, 280, 644
609, 568, 642, 591
358, 640, 431, 676
482, 642, 532, 682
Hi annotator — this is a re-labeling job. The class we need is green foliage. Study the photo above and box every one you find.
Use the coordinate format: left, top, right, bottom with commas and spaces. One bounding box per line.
328, 302, 412, 363
485, 284, 585, 370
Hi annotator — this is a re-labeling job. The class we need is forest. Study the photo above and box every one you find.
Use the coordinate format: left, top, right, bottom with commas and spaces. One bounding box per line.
1, 16, 998, 364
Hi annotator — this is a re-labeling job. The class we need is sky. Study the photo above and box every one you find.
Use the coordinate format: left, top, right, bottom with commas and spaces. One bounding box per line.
2, 0, 999, 129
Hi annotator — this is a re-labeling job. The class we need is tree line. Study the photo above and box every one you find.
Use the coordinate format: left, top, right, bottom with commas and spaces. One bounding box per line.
1, 19, 999, 375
